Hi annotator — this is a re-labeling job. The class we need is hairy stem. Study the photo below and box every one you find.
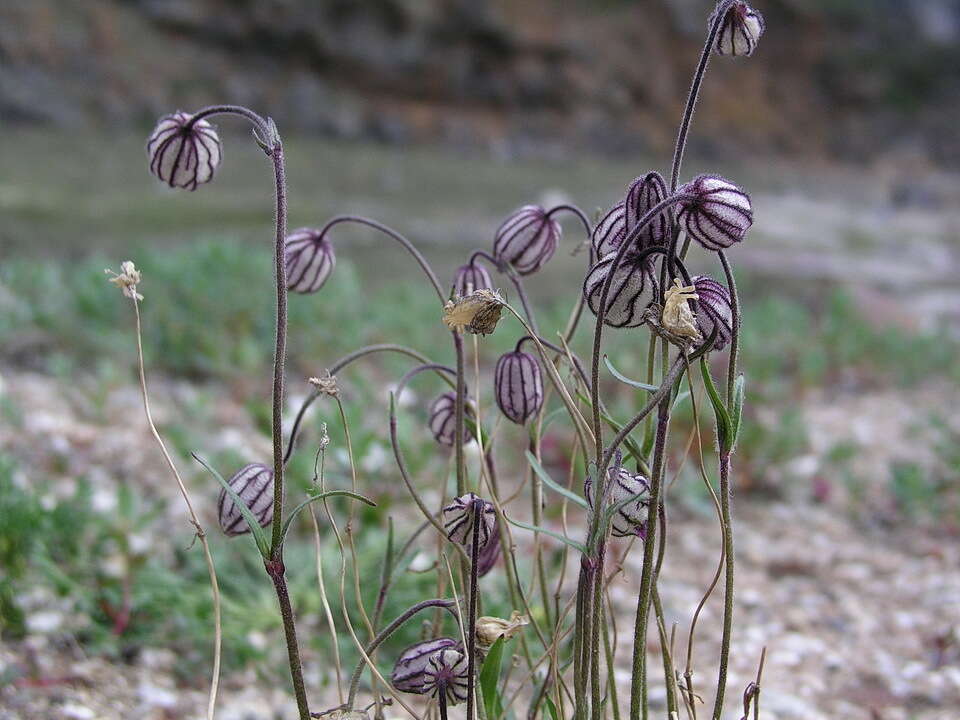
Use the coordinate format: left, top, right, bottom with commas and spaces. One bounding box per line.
267, 560, 311, 720
711, 453, 735, 720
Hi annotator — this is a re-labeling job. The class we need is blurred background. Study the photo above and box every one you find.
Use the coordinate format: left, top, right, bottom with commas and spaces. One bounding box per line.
1, 1, 959, 719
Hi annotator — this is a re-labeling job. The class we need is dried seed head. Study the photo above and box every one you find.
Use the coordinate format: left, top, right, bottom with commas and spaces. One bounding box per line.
586, 466, 651, 539
452, 261, 494, 297
476, 611, 529, 649
691, 275, 733, 350
676, 175, 753, 251
710, 1, 765, 57
217, 463, 274, 536
147, 111, 222, 190
583, 253, 658, 328
443, 492, 496, 550
308, 373, 340, 397
422, 648, 470, 706
475, 516, 502, 577
494, 350, 544, 425
661, 278, 703, 343
105, 261, 143, 301
442, 289, 504, 336
592, 173, 670, 258
428, 391, 474, 447
284, 227, 336, 294
493, 205, 561, 275
392, 637, 460, 694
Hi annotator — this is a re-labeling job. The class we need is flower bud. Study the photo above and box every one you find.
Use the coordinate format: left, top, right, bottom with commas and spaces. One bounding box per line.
428, 392, 474, 447
583, 253, 658, 328
593, 173, 670, 258
494, 350, 543, 425
147, 111, 222, 190
443, 492, 496, 550
452, 261, 494, 297
710, 1, 765, 58
691, 275, 733, 350
493, 205, 561, 275
392, 637, 459, 694
586, 466, 651, 539
217, 463, 274, 536
422, 648, 470, 706
476, 517, 501, 577
476, 611, 529, 649
676, 175, 753, 251
284, 228, 336, 294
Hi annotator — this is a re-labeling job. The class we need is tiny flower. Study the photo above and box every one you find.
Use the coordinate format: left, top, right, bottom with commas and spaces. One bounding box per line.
676, 175, 753, 251
428, 392, 474, 447
586, 465, 651, 538
392, 637, 460, 694
452, 261, 494, 296
583, 253, 658, 328
443, 492, 496, 550
494, 350, 543, 425
422, 648, 470, 706
146, 111, 222, 190
442, 289, 504, 336
476, 518, 502, 577
710, 1, 765, 58
476, 611, 529, 649
493, 205, 561, 275
105, 261, 143, 301
217, 463, 274, 536
284, 227, 336, 294
691, 275, 733, 350
661, 278, 703, 344
592, 172, 671, 258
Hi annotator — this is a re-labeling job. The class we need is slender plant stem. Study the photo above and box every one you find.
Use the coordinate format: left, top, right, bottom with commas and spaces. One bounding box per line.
267, 561, 311, 720
129, 297, 222, 720
711, 452, 735, 720
308, 507, 344, 705
187, 104, 269, 133
588, 539, 607, 720
466, 502, 482, 720
454, 332, 467, 496
718, 251, 741, 404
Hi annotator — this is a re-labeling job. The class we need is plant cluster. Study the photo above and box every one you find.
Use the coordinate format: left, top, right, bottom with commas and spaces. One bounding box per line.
114, 3, 771, 719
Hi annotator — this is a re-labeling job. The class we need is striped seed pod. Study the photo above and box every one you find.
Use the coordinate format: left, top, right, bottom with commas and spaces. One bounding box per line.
493, 205, 561, 276
428, 392, 473, 447
217, 463, 274, 537
692, 275, 734, 350
710, 1, 765, 58
284, 227, 336, 294
422, 648, 470, 706
392, 637, 460, 694
494, 350, 543, 425
592, 172, 670, 258
583, 252, 658, 328
452, 261, 494, 297
586, 466, 651, 539
443, 492, 497, 551
147, 111, 222, 190
676, 175, 753, 251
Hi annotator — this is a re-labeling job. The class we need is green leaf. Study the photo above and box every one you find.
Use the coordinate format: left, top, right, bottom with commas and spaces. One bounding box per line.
193, 453, 270, 559
730, 373, 746, 448
672, 389, 691, 410
525, 450, 588, 509
280, 489, 376, 545
544, 696, 560, 720
604, 355, 658, 392
479, 636, 507, 720
699, 358, 732, 453
504, 514, 587, 554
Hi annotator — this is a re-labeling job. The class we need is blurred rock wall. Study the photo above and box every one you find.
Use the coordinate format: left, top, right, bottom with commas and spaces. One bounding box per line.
1, 0, 958, 165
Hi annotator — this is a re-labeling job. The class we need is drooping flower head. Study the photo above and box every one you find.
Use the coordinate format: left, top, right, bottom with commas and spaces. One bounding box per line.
217, 463, 274, 536
583, 252, 658, 328
392, 637, 460, 694
493, 205, 561, 275
284, 227, 336, 294
676, 175, 753, 251
422, 648, 470, 706
585, 465, 651, 539
592, 172, 671, 258
428, 392, 474, 447
494, 350, 543, 425
147, 111, 222, 190
710, 1, 765, 58
691, 275, 734, 350
475, 611, 529, 650
443, 492, 496, 550
452, 261, 494, 297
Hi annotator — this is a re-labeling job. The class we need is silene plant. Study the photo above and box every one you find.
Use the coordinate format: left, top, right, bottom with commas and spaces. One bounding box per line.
109, 2, 768, 720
